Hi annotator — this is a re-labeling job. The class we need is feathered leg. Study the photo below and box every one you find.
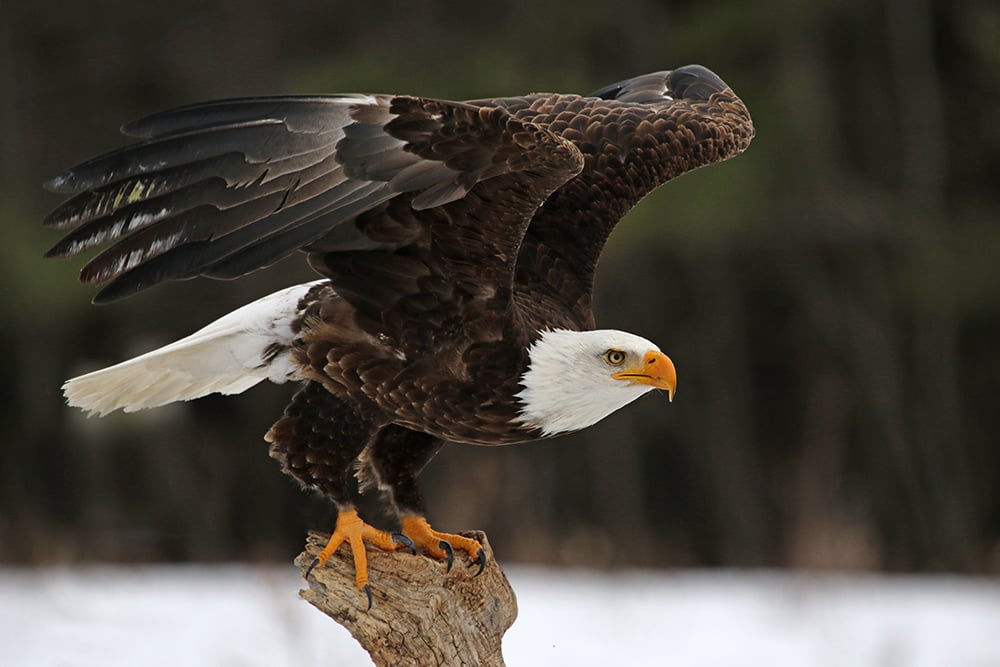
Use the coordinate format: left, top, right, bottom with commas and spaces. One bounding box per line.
359, 425, 486, 573
267, 381, 408, 606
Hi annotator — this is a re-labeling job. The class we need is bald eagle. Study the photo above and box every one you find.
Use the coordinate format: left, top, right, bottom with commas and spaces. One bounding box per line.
45, 65, 753, 606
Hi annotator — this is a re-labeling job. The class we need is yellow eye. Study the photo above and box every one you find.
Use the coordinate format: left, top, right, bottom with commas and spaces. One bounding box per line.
604, 349, 626, 366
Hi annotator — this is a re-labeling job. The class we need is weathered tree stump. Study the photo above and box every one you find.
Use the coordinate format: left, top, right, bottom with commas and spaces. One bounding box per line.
296, 530, 517, 667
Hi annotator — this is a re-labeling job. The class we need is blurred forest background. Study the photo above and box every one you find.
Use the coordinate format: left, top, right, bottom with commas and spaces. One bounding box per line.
2, 0, 998, 574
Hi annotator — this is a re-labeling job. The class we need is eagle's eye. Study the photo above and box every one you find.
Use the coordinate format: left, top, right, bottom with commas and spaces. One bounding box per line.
603, 349, 627, 366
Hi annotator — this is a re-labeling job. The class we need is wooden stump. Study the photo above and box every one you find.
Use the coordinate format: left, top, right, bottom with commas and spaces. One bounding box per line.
296, 530, 517, 667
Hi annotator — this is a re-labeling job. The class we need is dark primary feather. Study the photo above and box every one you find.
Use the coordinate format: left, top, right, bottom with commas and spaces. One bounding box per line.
119, 95, 373, 139
44, 65, 753, 318
589, 64, 727, 103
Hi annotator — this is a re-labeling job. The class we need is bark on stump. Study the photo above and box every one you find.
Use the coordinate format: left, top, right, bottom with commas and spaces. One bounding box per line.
296, 530, 517, 667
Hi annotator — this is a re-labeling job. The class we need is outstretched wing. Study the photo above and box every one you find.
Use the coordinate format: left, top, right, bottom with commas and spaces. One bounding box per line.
500, 65, 755, 329
44, 94, 583, 304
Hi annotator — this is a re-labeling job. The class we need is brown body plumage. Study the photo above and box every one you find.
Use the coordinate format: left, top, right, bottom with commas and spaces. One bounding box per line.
46, 65, 753, 600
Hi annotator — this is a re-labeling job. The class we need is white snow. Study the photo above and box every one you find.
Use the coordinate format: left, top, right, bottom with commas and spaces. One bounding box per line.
1, 565, 998, 667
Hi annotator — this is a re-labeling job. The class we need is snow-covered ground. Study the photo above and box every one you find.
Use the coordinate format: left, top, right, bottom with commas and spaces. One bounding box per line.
1, 565, 998, 666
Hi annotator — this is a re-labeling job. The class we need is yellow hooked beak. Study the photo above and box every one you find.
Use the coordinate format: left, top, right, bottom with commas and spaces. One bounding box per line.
612, 350, 677, 402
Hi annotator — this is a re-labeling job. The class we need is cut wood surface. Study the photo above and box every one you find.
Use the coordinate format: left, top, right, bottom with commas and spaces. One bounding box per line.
296, 530, 517, 667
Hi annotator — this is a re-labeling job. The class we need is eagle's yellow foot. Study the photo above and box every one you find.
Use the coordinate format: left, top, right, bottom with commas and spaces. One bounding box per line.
305, 509, 412, 609
400, 515, 487, 575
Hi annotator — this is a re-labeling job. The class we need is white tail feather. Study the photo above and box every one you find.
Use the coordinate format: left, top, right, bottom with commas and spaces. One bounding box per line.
64, 281, 325, 416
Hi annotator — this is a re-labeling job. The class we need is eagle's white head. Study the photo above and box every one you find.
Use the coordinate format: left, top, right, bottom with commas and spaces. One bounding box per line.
515, 329, 677, 436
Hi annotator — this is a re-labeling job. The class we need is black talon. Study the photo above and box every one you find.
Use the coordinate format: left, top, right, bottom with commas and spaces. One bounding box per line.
363, 583, 373, 610
439, 539, 455, 572
470, 547, 487, 576
393, 533, 416, 554
304, 556, 321, 579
